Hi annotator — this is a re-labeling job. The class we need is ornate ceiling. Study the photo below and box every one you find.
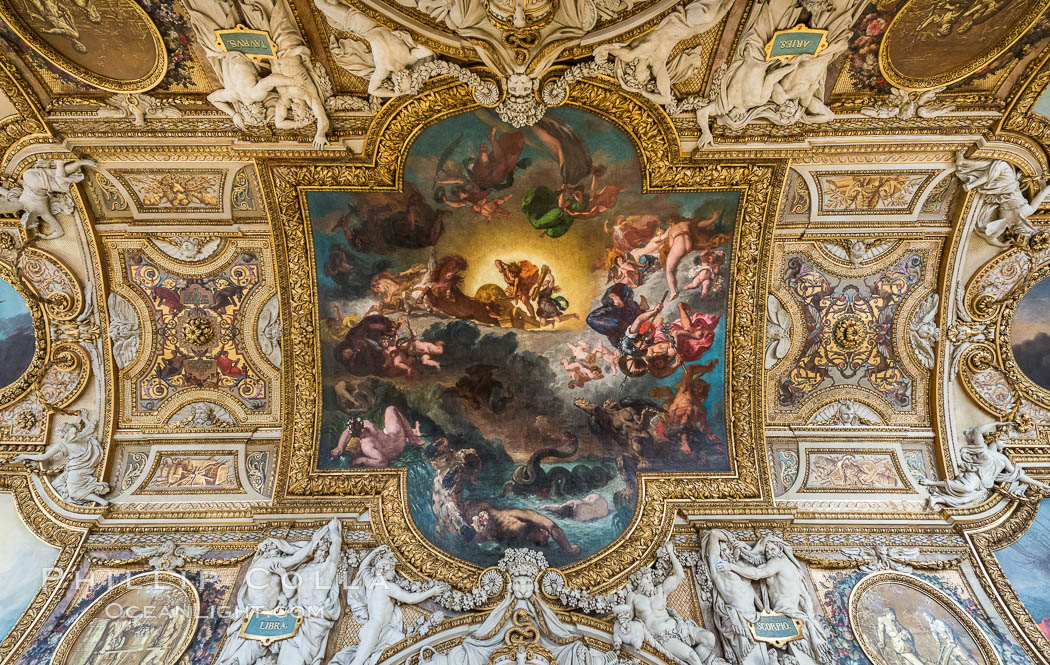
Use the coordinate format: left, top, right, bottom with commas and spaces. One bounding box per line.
1, 1, 1050, 665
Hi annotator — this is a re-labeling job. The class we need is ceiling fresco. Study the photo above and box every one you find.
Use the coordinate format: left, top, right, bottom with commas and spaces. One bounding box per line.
5, 1, 1050, 665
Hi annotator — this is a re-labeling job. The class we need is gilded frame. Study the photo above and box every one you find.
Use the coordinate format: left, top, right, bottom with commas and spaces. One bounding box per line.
957, 240, 1050, 417
133, 450, 246, 495
0, 257, 49, 410
266, 77, 778, 591
50, 569, 200, 665
969, 499, 1050, 665
848, 571, 1002, 665
102, 235, 281, 427
0, 0, 167, 93
991, 258, 1050, 410
878, 0, 1050, 90
0, 219, 94, 449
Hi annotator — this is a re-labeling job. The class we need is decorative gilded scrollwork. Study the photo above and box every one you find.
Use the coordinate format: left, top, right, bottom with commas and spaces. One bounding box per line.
269, 77, 776, 591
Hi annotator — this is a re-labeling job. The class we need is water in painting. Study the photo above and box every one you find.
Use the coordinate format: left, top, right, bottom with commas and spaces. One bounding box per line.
0, 494, 58, 638
310, 107, 737, 566
995, 499, 1050, 639
0, 278, 34, 390
1013, 276, 1050, 391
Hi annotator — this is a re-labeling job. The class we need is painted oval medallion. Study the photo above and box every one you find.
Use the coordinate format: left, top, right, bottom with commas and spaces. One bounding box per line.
849, 572, 999, 665
53, 571, 199, 665
880, 0, 1050, 89
1012, 275, 1050, 392
0, 0, 167, 92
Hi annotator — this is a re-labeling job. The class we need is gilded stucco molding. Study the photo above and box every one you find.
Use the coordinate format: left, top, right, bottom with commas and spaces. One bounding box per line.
265, 77, 777, 591
0, 50, 51, 172
0, 474, 86, 662
969, 499, 1050, 665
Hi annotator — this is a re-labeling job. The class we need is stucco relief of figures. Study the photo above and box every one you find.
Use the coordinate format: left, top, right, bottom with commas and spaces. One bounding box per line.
954, 151, 1050, 247
0, 158, 95, 240
186, 0, 333, 148
692, 0, 865, 147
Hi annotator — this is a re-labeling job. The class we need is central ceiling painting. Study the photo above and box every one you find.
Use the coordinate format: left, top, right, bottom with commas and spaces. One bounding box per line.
307, 107, 739, 566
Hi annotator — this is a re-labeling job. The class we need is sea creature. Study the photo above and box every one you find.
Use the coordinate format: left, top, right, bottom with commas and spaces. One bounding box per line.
501, 433, 615, 497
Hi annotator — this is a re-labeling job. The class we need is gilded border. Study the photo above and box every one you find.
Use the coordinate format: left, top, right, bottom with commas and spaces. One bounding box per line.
847, 571, 1002, 665
267, 77, 777, 591
969, 499, 1050, 665
878, 0, 1050, 91
50, 570, 200, 665
0, 474, 86, 662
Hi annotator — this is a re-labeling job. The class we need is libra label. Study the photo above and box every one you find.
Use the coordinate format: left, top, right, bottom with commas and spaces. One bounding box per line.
239, 608, 303, 646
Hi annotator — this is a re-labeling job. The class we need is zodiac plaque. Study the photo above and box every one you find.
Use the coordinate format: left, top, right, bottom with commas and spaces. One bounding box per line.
239, 608, 303, 646
215, 25, 277, 60
765, 24, 828, 62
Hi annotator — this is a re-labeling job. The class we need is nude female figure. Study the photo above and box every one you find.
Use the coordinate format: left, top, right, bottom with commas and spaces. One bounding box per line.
331, 405, 424, 466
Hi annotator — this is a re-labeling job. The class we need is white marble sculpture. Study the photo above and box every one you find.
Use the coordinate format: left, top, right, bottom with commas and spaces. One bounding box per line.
215, 536, 311, 665
278, 518, 344, 665
330, 545, 449, 665
765, 294, 792, 370
808, 399, 882, 427
702, 529, 762, 663
215, 518, 343, 665
860, 87, 955, 120
153, 236, 222, 261
716, 535, 832, 665
593, 0, 733, 105
822, 239, 896, 268
97, 93, 183, 126
909, 294, 940, 370
694, 0, 865, 147
392, 0, 597, 78
106, 293, 141, 369
258, 295, 283, 368
129, 542, 212, 570
623, 543, 724, 665
12, 410, 110, 506
186, 0, 331, 148
0, 158, 95, 240
419, 549, 605, 665
954, 151, 1050, 247
920, 421, 1050, 509
315, 0, 435, 98
318, 0, 604, 124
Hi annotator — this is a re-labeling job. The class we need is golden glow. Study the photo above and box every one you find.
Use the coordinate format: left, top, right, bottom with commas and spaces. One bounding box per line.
432, 209, 608, 330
